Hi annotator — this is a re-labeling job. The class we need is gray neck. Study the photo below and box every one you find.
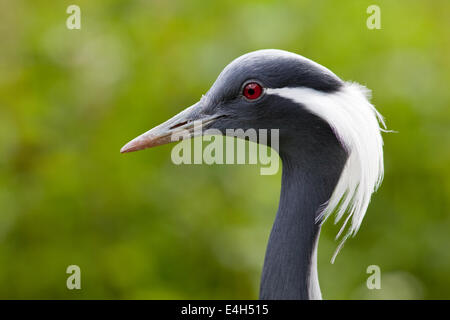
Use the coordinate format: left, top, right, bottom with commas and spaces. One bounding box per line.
259, 150, 345, 300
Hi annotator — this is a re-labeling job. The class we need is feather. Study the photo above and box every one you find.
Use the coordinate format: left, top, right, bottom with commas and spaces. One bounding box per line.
267, 82, 386, 262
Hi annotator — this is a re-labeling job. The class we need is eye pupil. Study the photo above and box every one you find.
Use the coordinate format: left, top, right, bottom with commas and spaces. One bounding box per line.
243, 82, 263, 100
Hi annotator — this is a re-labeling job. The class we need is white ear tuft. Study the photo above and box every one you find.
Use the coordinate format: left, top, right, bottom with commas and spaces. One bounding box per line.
267, 82, 386, 263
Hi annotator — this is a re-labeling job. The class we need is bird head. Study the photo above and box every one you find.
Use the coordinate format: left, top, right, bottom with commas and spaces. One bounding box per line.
121, 49, 386, 260
120, 49, 343, 154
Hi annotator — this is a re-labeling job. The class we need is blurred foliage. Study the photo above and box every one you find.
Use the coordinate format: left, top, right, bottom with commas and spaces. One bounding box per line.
0, 0, 449, 299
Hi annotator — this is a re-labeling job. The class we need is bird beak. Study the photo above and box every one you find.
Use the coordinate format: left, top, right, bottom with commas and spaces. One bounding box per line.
120, 101, 221, 153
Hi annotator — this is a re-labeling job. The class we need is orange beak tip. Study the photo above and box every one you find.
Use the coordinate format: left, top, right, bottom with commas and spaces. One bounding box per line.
120, 147, 130, 154
120, 141, 138, 154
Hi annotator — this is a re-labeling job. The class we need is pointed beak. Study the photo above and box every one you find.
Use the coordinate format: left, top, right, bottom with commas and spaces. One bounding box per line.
120, 101, 222, 153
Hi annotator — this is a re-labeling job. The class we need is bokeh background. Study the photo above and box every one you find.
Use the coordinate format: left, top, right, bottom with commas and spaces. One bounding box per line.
0, 0, 449, 299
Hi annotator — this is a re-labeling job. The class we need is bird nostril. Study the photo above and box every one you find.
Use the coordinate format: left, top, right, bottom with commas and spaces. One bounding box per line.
169, 121, 189, 130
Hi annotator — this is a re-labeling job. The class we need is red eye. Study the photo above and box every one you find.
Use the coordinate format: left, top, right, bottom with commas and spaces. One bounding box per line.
243, 82, 263, 100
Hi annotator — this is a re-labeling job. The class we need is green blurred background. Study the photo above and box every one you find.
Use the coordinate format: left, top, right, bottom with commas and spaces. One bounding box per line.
0, 0, 449, 299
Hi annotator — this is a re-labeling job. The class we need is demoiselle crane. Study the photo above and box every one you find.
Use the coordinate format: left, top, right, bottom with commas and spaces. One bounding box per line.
121, 49, 386, 300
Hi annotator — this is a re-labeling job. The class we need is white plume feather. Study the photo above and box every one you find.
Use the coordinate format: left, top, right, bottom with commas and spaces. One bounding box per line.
267, 82, 386, 263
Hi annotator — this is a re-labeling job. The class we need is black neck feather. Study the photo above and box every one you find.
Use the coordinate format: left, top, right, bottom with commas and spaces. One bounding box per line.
259, 136, 347, 300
